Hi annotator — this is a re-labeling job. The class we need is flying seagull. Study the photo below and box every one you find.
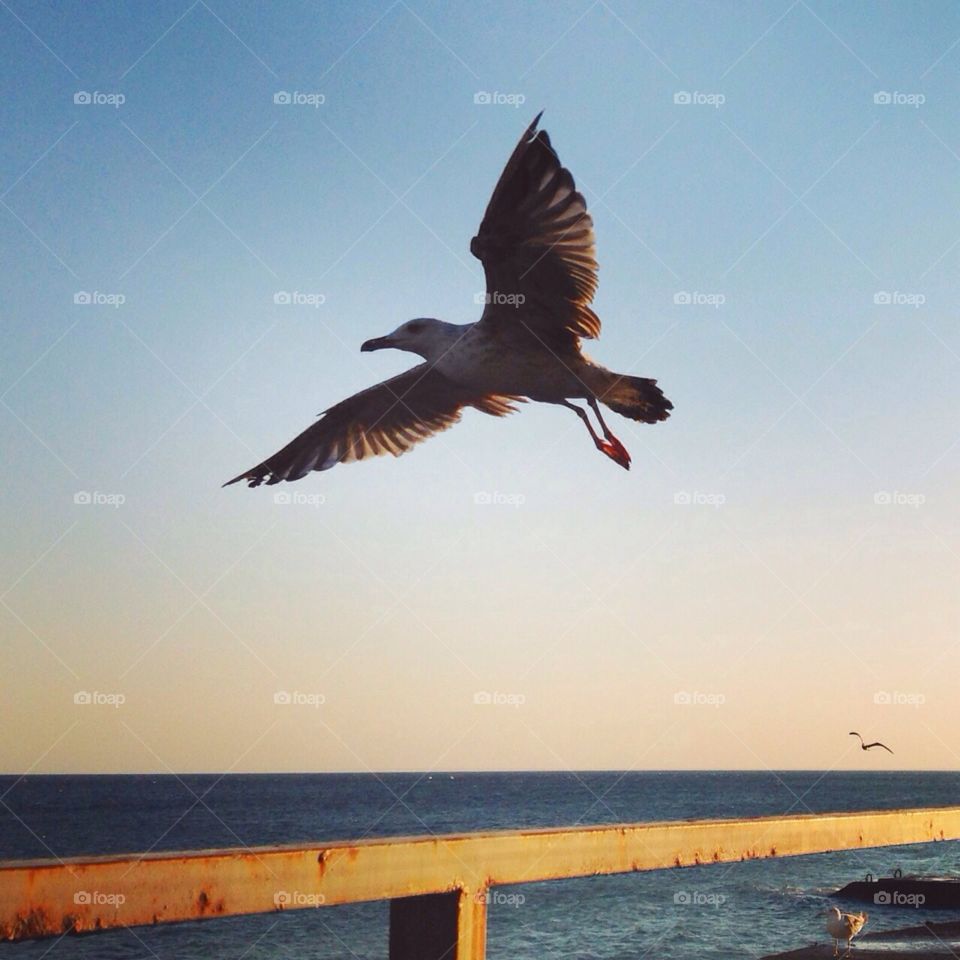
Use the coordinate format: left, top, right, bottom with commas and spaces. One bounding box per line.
849, 732, 894, 754
225, 113, 671, 487
825, 906, 867, 958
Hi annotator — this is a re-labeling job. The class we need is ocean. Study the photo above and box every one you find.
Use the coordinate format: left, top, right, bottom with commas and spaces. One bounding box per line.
2, 771, 959, 958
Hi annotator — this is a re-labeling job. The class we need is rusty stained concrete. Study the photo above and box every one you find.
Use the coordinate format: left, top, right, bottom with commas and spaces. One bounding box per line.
2, 806, 959, 951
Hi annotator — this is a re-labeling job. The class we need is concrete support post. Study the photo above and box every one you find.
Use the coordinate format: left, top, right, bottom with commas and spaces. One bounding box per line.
388, 888, 487, 960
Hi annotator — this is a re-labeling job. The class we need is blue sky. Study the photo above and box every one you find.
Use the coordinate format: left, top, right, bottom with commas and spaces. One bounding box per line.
2, 0, 960, 773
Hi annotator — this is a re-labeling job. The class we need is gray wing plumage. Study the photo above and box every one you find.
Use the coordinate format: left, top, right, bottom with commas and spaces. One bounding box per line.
225, 365, 521, 486
471, 113, 599, 348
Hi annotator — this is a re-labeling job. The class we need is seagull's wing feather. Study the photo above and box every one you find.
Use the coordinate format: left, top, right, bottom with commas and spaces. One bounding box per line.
224, 365, 522, 487
471, 113, 599, 347
845, 913, 867, 937
867, 741, 894, 754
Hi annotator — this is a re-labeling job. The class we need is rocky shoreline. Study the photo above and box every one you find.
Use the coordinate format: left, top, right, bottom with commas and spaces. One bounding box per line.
763, 917, 960, 958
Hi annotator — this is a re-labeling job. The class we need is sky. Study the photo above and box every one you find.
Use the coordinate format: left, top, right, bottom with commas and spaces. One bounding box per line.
1, 0, 959, 774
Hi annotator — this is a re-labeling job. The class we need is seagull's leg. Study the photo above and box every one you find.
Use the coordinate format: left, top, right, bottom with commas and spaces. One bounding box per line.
558, 400, 630, 470
587, 396, 632, 469
558, 401, 605, 451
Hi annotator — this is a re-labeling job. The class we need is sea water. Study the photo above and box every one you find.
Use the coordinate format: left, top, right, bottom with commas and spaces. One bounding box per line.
2, 771, 958, 959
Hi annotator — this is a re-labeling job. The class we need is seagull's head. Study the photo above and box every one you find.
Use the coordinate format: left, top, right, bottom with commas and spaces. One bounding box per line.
361, 318, 460, 362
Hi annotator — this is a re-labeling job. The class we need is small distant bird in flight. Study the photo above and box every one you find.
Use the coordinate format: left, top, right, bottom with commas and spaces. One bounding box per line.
849, 732, 894, 754
826, 906, 867, 958
226, 113, 671, 487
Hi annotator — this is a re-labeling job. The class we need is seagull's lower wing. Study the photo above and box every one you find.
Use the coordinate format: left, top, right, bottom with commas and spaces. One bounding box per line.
225, 364, 522, 487
870, 742, 894, 754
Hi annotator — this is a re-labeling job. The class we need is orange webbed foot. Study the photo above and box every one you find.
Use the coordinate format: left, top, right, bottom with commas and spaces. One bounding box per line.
597, 436, 631, 470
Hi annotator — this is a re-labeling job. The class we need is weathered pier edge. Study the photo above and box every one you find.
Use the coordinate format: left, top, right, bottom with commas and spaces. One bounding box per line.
2, 806, 960, 959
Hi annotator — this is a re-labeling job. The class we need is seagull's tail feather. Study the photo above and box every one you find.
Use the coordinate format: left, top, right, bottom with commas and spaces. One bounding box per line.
596, 372, 673, 425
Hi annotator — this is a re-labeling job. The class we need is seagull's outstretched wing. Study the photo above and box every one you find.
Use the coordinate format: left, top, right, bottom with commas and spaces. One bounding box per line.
225, 365, 521, 487
471, 113, 599, 347
849, 732, 893, 753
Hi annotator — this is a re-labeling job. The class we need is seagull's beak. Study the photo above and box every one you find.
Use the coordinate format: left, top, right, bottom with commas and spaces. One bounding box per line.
361, 336, 392, 352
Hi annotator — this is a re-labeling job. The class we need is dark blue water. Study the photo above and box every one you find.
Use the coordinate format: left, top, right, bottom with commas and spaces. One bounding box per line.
1, 772, 959, 958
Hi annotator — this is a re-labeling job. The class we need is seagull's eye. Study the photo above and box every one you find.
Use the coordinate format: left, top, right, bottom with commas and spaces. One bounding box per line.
407, 321, 424, 335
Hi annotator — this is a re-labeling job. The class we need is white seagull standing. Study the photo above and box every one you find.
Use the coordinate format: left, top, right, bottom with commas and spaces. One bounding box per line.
826, 906, 867, 957
226, 113, 672, 488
